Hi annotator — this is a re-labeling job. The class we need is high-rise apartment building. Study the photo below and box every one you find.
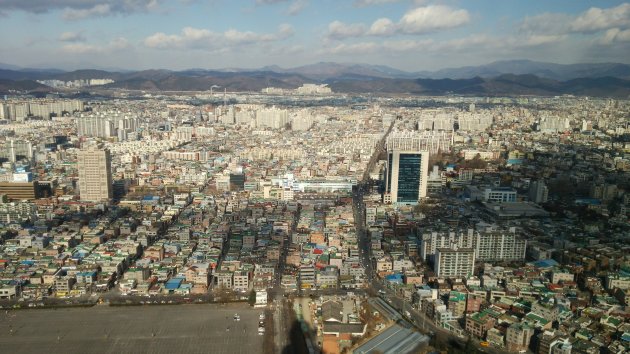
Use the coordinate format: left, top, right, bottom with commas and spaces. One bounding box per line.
386, 130, 453, 154
420, 227, 527, 262
529, 180, 549, 204
435, 245, 475, 278
384, 150, 429, 205
77, 113, 137, 140
77, 145, 113, 202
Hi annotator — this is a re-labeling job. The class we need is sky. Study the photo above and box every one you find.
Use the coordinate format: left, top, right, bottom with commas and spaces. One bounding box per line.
0, 0, 629, 72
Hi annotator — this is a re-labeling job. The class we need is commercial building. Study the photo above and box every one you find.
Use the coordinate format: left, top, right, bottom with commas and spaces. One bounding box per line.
77, 145, 113, 202
384, 150, 429, 205
0, 182, 42, 201
484, 187, 517, 203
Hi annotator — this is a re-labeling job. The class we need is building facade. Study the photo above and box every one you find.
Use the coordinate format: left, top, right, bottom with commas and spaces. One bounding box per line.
77, 145, 113, 202
384, 150, 429, 205
435, 246, 475, 278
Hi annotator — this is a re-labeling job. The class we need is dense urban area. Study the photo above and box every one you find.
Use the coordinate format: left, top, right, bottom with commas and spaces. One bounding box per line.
0, 84, 628, 354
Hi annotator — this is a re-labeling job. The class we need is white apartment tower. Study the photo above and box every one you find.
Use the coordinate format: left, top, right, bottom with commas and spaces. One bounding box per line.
435, 245, 476, 278
77, 145, 113, 202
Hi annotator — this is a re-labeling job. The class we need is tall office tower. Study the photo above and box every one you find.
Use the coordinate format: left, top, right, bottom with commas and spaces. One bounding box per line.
77, 145, 113, 202
384, 150, 429, 205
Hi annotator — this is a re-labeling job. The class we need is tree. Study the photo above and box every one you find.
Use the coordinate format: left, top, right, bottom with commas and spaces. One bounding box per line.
248, 290, 256, 306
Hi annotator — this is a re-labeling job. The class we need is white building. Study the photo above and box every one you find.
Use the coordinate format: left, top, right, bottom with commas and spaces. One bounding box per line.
254, 290, 268, 307
435, 245, 475, 278
484, 188, 517, 203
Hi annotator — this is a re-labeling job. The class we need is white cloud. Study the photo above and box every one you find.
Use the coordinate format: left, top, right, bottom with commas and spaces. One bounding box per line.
277, 23, 295, 38
0, 0, 161, 15
144, 24, 294, 50
571, 3, 630, 33
323, 38, 433, 55
327, 21, 367, 40
519, 13, 573, 36
520, 4, 630, 37
59, 31, 86, 42
62, 37, 130, 54
255, 0, 289, 4
382, 39, 433, 51
398, 5, 470, 34
0, 0, 166, 20
63, 4, 111, 21
600, 28, 630, 45
367, 18, 396, 36
353, 0, 401, 8
325, 42, 380, 55
286, 0, 307, 15
524, 34, 566, 46
326, 5, 470, 40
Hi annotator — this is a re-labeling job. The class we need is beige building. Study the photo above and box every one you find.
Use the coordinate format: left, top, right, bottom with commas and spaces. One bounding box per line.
435, 246, 475, 278
506, 323, 534, 352
77, 145, 113, 202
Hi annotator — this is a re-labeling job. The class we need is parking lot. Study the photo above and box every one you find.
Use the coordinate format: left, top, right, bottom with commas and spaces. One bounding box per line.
0, 303, 265, 354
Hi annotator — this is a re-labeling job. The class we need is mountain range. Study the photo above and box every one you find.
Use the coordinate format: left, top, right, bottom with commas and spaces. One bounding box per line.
1, 60, 630, 98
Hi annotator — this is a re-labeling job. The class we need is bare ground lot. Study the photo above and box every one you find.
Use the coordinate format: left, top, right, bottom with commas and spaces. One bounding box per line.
0, 303, 265, 354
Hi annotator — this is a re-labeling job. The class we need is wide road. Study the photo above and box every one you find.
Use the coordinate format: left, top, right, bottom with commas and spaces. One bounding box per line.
0, 303, 264, 354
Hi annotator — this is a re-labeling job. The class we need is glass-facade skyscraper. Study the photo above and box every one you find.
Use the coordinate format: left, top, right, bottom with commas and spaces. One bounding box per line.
385, 150, 429, 205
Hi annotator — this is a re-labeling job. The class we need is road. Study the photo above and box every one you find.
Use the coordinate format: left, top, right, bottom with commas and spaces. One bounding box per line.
273, 294, 288, 353
350, 120, 510, 354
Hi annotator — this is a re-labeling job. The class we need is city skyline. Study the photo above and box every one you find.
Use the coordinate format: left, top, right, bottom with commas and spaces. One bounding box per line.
0, 0, 629, 71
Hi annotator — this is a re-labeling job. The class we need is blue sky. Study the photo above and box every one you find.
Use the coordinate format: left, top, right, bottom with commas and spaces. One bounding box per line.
0, 0, 629, 71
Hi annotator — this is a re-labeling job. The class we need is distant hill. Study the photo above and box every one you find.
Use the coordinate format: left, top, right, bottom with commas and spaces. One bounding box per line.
0, 79, 50, 93
326, 74, 630, 98
415, 60, 630, 81
266, 62, 414, 80
1, 60, 630, 97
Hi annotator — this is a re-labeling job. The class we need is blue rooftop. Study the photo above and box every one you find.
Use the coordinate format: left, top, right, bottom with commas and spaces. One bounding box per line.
165, 277, 184, 290
530, 259, 559, 268
385, 274, 403, 283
